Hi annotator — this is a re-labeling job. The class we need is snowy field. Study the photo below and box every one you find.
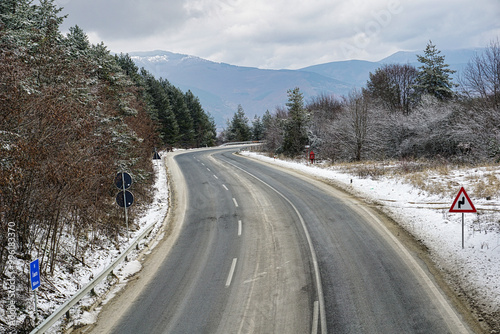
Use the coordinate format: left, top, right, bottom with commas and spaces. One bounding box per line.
241, 150, 500, 329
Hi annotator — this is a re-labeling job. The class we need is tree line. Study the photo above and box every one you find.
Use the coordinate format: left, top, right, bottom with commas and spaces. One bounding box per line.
0, 1, 215, 330
222, 40, 500, 163
115, 54, 216, 148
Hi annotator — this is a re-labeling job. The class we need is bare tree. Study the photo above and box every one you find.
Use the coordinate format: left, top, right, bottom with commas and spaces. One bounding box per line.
331, 90, 372, 161
307, 93, 343, 159
366, 63, 418, 114
460, 37, 500, 110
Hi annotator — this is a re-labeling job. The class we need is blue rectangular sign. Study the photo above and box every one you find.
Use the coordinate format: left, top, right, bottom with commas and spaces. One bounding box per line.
30, 259, 40, 290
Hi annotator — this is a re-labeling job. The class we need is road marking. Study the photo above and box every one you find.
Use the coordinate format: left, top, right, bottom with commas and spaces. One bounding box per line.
354, 204, 471, 333
238, 220, 242, 236
226, 258, 237, 287
222, 184, 229, 191
232, 198, 239, 207
312, 301, 319, 334
207, 168, 211, 172
223, 159, 327, 334
213, 175, 219, 179
201, 163, 205, 166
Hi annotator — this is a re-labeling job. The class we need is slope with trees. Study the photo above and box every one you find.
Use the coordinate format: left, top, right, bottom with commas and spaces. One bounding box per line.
0, 1, 214, 331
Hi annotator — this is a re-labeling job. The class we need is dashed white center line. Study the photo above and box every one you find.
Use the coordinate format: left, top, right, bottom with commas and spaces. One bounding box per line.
232, 198, 239, 207
213, 175, 219, 179
238, 220, 242, 236
222, 184, 229, 191
225, 258, 238, 287
207, 168, 211, 172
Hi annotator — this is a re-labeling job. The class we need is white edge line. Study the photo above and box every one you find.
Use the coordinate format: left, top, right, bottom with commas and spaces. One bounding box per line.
223, 159, 326, 334
312, 300, 319, 334
226, 258, 238, 287
358, 206, 470, 333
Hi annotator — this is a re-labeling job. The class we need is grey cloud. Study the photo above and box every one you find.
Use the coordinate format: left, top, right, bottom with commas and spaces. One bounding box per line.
58, 0, 500, 69
60, 0, 189, 39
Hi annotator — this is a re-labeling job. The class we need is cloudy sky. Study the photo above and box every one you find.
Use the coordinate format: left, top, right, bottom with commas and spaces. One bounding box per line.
58, 0, 500, 69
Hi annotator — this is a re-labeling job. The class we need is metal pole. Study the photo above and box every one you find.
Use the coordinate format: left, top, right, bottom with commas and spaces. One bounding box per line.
462, 212, 464, 249
34, 290, 38, 322
122, 172, 129, 241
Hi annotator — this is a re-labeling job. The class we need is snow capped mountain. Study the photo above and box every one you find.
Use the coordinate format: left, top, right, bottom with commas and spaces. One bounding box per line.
130, 51, 351, 128
130, 49, 481, 128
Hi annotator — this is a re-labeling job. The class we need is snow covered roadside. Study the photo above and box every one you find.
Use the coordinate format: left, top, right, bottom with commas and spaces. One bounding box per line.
40, 157, 170, 333
240, 151, 500, 329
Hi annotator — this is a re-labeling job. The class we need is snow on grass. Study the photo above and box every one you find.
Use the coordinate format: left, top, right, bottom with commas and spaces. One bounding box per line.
24, 149, 499, 332
41, 156, 169, 333
240, 151, 500, 319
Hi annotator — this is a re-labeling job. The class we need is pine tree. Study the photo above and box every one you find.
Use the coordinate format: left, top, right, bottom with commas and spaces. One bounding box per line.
140, 70, 179, 144
414, 41, 456, 101
251, 115, 264, 140
185, 90, 214, 147
163, 80, 194, 147
65, 25, 91, 59
282, 87, 309, 156
115, 53, 142, 84
226, 105, 251, 142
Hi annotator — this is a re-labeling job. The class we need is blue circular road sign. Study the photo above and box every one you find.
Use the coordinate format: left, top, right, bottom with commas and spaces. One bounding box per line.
115, 172, 132, 189
116, 190, 134, 208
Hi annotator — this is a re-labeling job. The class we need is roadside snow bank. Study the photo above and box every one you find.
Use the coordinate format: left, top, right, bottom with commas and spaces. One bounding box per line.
42, 157, 169, 333
240, 151, 500, 321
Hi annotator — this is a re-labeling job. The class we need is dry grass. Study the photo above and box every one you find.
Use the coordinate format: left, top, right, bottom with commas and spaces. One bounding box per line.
327, 158, 500, 199
469, 172, 500, 199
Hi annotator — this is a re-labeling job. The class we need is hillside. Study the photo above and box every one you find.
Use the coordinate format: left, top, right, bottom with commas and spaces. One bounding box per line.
131, 48, 481, 128
130, 51, 351, 128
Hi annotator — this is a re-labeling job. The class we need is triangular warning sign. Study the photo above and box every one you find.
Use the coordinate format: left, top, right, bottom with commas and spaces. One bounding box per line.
450, 187, 476, 213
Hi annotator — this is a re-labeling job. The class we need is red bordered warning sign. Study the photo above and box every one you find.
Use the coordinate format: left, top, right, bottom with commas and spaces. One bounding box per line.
450, 187, 476, 213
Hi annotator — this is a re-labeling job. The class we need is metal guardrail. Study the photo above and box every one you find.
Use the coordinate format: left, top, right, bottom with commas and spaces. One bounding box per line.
30, 220, 161, 333
219, 141, 264, 146
30, 168, 169, 333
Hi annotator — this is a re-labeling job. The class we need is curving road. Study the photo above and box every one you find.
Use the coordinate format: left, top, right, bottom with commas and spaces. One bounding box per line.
89, 147, 473, 334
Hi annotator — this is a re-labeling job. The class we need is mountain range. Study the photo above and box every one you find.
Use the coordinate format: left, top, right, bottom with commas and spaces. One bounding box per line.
130, 48, 482, 129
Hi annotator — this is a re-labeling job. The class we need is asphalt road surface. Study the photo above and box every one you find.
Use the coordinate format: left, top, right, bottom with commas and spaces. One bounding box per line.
90, 147, 474, 334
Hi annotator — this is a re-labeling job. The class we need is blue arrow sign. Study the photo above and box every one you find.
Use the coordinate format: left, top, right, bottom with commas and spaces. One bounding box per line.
30, 259, 40, 290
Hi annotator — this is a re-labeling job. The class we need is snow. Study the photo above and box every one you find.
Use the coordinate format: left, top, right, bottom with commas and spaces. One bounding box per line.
118, 260, 142, 279
40, 156, 169, 333
131, 55, 170, 63
20, 149, 499, 332
240, 151, 500, 318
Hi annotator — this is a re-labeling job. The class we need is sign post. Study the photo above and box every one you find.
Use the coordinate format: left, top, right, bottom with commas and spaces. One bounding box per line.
153, 148, 161, 161
115, 172, 133, 241
449, 187, 476, 249
30, 259, 41, 321
309, 151, 315, 164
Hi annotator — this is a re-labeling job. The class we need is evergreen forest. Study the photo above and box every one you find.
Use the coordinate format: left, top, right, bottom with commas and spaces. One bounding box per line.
0, 1, 215, 330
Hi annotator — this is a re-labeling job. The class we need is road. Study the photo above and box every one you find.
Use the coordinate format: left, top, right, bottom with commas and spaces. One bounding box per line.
89, 147, 473, 334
